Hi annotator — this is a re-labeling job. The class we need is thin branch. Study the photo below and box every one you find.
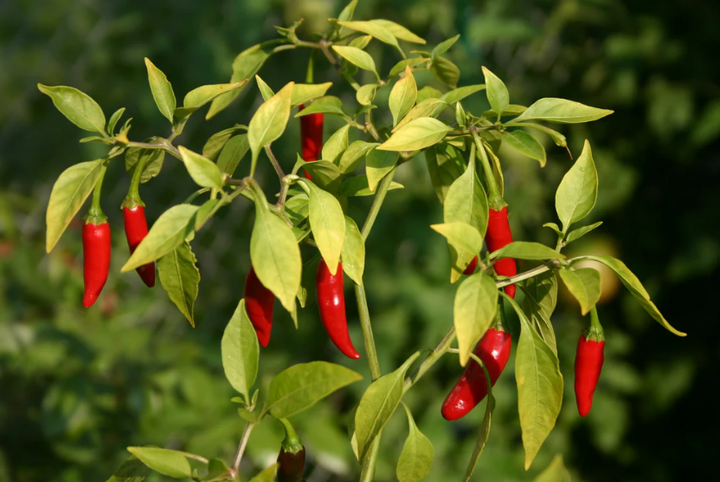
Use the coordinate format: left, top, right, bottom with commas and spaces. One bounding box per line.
231, 422, 255, 475
264, 145, 286, 179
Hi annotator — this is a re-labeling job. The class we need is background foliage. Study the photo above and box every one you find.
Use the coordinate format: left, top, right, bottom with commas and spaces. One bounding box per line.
1, 0, 719, 480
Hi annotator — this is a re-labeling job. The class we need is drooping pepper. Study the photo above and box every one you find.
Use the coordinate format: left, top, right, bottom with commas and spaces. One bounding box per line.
316, 258, 360, 359
575, 306, 605, 417
277, 418, 305, 482
299, 103, 323, 179
486, 207, 517, 298
82, 164, 110, 308
244, 266, 274, 347
442, 309, 511, 421
122, 205, 155, 287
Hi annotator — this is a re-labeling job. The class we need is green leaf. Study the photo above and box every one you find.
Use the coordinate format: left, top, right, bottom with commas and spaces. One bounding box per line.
268, 361, 362, 418
248, 463, 278, 482
179, 146, 224, 189
389, 57, 429, 78
183, 81, 248, 109
425, 144, 465, 203
508, 122, 567, 148
356, 83, 378, 106
505, 295, 563, 470
37, 84, 106, 133
340, 176, 404, 197
216, 134, 249, 176
349, 35, 373, 49
583, 255, 686, 336
342, 216, 365, 286
392, 98, 447, 132
207, 45, 269, 119
441, 84, 486, 105
396, 404, 433, 482
565, 221, 603, 244
338, 140, 378, 173
453, 272, 498, 366
523, 268, 559, 354
559, 268, 601, 316
431, 35, 460, 59
337, 0, 357, 24
429, 222, 484, 275
203, 126, 246, 160
503, 130, 547, 167
430, 56, 460, 88
555, 139, 597, 230
483, 104, 528, 118
221, 299, 259, 403
389, 66, 417, 127
462, 386, 494, 482
296, 96, 346, 118
255, 75, 274, 101
482, 67, 509, 117
534, 454, 572, 482
45, 159, 104, 252
126, 447, 195, 479
416, 86, 443, 103
355, 352, 421, 460
337, 20, 400, 50
366, 149, 400, 192
143, 58, 176, 123
322, 124, 350, 163
285, 193, 309, 225
125, 148, 165, 183
304, 180, 346, 274
105, 455, 150, 482
332, 46, 379, 80
378, 118, 451, 152
122, 204, 198, 272
158, 242, 200, 327
490, 241, 564, 261
370, 19, 425, 44
510, 98, 613, 124
250, 196, 301, 312
248, 82, 294, 168
291, 82, 333, 106
194, 198, 220, 231
300, 158, 343, 192
107, 107, 125, 136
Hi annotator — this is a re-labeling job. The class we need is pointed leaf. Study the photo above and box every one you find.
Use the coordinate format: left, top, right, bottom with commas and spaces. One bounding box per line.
207, 45, 269, 119
559, 268, 601, 316
255, 75, 274, 101
453, 272, 498, 366
534, 454, 572, 482
337, 20, 400, 49
392, 98, 447, 132
431, 35, 459, 59
441, 84, 486, 105
371, 19, 425, 44
216, 134, 250, 176
38, 84, 106, 133
338, 140, 378, 173
222, 299, 259, 403
332, 46, 379, 79
158, 242, 200, 327
378, 118, 451, 152
566, 221, 603, 244
482, 67, 509, 117
340, 176, 404, 197
45, 159, 104, 252
503, 130, 547, 167
366, 149, 399, 192
305, 180, 346, 275
511, 98, 613, 124
143, 58, 176, 123
396, 404, 433, 482
490, 241, 564, 261
248, 464, 278, 482
179, 146, 224, 189
296, 96, 346, 118
126, 447, 195, 479
462, 377, 494, 482
203, 126, 246, 160
125, 148, 165, 183
430, 56, 460, 88
184, 81, 248, 109
389, 57, 429, 78
356, 83, 378, 106
555, 139, 597, 230
322, 124, 350, 163
248, 82, 294, 164
291, 82, 333, 106
105, 455, 150, 482
389, 66, 417, 127
342, 216, 365, 286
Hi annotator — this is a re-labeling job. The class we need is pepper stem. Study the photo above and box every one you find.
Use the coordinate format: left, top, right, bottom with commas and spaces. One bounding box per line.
85, 161, 108, 225
472, 131, 505, 211
586, 306, 605, 342
491, 296, 507, 332
305, 50, 315, 84
122, 150, 148, 209
278, 418, 304, 454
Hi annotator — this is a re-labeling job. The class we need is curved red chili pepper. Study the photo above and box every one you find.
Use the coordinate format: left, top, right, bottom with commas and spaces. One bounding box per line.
299, 104, 323, 179
463, 256, 478, 275
244, 266, 274, 347
441, 328, 511, 421
486, 207, 517, 298
316, 259, 360, 360
574, 334, 605, 417
122, 205, 155, 287
82, 220, 111, 308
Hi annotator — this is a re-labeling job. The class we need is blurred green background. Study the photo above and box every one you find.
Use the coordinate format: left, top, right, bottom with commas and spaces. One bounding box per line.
2, 0, 719, 481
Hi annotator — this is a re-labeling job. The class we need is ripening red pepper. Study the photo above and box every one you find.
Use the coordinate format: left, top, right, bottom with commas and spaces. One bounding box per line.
299, 103, 323, 179
463, 256, 478, 275
486, 207, 517, 298
122, 205, 155, 287
574, 307, 605, 417
316, 258, 360, 359
245, 266, 274, 347
441, 326, 511, 421
82, 220, 111, 308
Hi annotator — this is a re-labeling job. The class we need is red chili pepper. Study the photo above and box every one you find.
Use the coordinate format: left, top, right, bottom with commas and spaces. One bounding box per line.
244, 266, 274, 347
316, 258, 360, 359
441, 327, 511, 421
299, 103, 323, 179
574, 309, 605, 416
463, 256, 478, 275
486, 207, 517, 298
122, 205, 155, 287
82, 220, 111, 308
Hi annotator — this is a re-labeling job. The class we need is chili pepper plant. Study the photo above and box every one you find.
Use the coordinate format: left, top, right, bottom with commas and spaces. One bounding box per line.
39, 1, 686, 480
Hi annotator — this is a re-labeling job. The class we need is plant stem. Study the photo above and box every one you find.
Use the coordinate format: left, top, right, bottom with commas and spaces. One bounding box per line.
471, 131, 504, 210
85, 161, 108, 224
354, 283, 382, 380
360, 168, 396, 241
403, 328, 456, 393
495, 262, 554, 288
231, 422, 255, 475
126, 140, 182, 160
264, 145, 286, 179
